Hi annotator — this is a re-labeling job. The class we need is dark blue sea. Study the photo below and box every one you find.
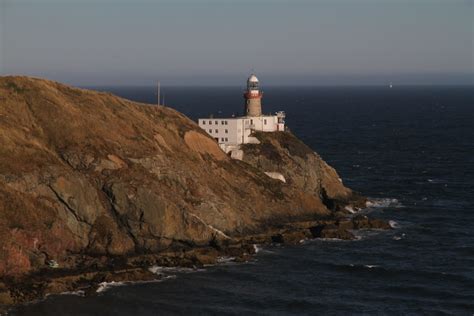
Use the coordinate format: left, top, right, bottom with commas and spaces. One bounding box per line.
12, 86, 474, 315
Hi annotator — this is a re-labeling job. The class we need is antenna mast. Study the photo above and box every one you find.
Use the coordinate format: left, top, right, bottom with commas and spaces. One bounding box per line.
157, 81, 161, 106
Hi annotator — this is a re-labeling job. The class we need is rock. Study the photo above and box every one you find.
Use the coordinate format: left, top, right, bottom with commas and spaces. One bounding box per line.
187, 248, 219, 266
352, 215, 370, 229
50, 175, 103, 225
0, 287, 13, 306
310, 224, 355, 240
271, 231, 308, 244
234, 253, 252, 263
337, 220, 354, 230
369, 218, 392, 229
271, 234, 285, 243
242, 132, 358, 206
264, 172, 286, 183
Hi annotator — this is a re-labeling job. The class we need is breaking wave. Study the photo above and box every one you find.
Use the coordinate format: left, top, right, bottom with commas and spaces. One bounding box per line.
365, 198, 403, 208
96, 281, 126, 293
389, 220, 399, 228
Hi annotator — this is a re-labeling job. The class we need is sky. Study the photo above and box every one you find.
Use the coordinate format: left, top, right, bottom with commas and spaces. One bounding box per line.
0, 0, 472, 86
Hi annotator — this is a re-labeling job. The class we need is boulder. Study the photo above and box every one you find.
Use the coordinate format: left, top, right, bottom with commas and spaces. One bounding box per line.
310, 224, 355, 240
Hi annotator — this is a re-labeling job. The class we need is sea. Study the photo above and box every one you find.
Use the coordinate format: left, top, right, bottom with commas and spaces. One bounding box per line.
10, 85, 474, 315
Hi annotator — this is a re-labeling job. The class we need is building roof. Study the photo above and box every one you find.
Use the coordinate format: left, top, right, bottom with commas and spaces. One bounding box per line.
247, 74, 259, 83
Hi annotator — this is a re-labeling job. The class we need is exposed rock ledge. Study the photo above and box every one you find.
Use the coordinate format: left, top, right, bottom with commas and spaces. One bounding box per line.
0, 76, 387, 311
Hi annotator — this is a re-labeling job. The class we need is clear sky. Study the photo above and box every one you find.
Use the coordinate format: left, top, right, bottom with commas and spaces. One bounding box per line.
0, 0, 472, 86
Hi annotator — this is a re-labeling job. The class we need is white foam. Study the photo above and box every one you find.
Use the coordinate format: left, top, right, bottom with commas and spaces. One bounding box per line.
344, 206, 356, 213
393, 233, 406, 240
366, 198, 403, 208
59, 290, 85, 297
364, 265, 379, 269
253, 244, 260, 253
427, 178, 444, 184
389, 220, 399, 229
216, 256, 236, 264
96, 276, 177, 294
96, 281, 125, 293
316, 237, 351, 242
148, 265, 198, 275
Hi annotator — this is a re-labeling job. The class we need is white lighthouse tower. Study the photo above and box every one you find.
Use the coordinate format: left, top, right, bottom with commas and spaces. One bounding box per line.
244, 74, 263, 117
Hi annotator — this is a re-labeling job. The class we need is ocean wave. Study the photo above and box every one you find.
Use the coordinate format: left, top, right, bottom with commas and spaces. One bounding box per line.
96, 275, 177, 294
44, 290, 85, 300
346, 263, 380, 270
364, 264, 380, 269
344, 206, 356, 213
427, 178, 445, 184
58, 290, 85, 297
253, 244, 260, 253
314, 237, 354, 242
148, 265, 202, 275
96, 281, 126, 293
389, 220, 399, 228
217, 256, 236, 264
392, 233, 406, 240
366, 198, 403, 208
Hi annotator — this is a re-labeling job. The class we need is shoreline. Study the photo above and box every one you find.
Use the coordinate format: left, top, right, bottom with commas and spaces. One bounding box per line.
0, 200, 392, 314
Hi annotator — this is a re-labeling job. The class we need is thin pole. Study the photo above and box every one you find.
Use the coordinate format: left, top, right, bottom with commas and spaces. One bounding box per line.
157, 81, 161, 106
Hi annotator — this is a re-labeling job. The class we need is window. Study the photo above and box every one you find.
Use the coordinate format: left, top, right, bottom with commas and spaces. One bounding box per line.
215, 121, 218, 125
202, 121, 206, 125
209, 129, 212, 133
264, 119, 267, 125
215, 129, 218, 133
225, 129, 228, 133
221, 121, 225, 125
225, 138, 228, 141
225, 121, 228, 125
250, 119, 253, 124
221, 138, 225, 142
209, 121, 212, 125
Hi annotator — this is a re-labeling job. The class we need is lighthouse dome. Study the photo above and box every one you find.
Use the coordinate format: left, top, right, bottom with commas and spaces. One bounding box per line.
248, 74, 259, 83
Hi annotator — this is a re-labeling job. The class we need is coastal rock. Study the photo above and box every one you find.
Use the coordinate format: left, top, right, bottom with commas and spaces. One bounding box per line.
309, 224, 355, 240
271, 231, 310, 244
352, 215, 391, 229
368, 218, 392, 230
241, 132, 366, 208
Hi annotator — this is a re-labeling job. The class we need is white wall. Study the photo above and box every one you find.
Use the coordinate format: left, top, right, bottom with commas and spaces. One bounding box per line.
198, 118, 242, 145
198, 114, 284, 148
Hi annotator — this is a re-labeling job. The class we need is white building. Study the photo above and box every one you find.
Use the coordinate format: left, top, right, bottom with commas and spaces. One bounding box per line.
198, 74, 286, 153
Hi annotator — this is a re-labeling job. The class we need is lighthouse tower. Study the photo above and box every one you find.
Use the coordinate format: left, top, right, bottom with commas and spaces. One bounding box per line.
244, 74, 263, 116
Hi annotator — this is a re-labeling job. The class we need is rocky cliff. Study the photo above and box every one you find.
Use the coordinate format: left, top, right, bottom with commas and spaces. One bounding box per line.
241, 132, 366, 212
0, 76, 371, 307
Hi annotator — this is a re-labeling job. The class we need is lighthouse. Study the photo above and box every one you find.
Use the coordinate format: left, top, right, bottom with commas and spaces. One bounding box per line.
197, 73, 285, 154
244, 74, 263, 116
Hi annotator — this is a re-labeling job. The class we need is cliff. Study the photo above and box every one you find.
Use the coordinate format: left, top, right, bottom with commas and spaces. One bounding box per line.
0, 76, 373, 307
241, 132, 365, 212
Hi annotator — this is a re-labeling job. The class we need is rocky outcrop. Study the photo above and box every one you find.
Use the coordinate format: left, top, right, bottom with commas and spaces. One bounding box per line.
0, 76, 388, 309
241, 131, 367, 211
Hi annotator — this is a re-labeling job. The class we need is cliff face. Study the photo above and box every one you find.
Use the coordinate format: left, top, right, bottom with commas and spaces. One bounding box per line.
241, 132, 363, 210
0, 76, 357, 279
